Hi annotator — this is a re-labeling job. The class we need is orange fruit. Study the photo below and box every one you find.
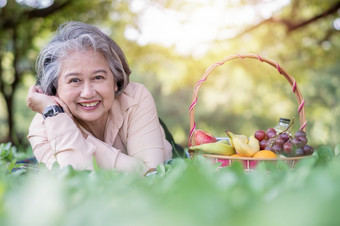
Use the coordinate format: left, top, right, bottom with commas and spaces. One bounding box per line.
253, 150, 277, 158
231, 154, 243, 157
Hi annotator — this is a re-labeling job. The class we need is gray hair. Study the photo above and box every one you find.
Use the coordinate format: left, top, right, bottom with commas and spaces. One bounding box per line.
36, 21, 131, 95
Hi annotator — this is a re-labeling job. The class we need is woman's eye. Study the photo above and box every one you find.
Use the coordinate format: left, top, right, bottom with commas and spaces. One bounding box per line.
94, 75, 104, 80
70, 78, 80, 83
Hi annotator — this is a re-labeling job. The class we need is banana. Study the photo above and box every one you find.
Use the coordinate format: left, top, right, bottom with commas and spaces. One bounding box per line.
227, 132, 260, 157
216, 139, 230, 145
189, 141, 235, 156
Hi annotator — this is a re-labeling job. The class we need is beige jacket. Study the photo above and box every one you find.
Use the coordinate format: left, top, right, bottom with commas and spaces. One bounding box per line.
28, 82, 172, 174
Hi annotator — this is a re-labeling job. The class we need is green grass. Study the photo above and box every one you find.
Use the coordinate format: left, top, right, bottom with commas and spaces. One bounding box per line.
0, 143, 340, 226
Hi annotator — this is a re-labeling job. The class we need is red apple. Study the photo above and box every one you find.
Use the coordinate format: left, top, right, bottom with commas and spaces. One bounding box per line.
194, 129, 217, 145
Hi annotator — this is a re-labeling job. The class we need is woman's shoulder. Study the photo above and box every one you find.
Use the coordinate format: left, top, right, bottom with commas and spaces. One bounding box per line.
123, 82, 152, 100
116, 82, 154, 112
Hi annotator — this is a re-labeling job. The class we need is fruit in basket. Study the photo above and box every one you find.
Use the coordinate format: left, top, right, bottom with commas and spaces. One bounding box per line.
189, 141, 235, 156
194, 129, 217, 145
294, 130, 306, 138
254, 127, 314, 157
283, 141, 293, 155
253, 150, 277, 158
226, 132, 260, 157
254, 130, 266, 141
259, 139, 268, 150
271, 144, 283, 154
302, 145, 314, 155
294, 148, 304, 157
231, 154, 243, 157
266, 128, 277, 139
227, 133, 248, 147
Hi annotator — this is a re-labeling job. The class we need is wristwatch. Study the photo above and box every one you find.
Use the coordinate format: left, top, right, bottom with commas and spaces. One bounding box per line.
43, 105, 64, 119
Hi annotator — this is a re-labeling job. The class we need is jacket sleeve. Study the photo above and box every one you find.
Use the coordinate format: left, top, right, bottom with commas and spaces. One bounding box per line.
124, 85, 172, 169
28, 113, 96, 170
28, 113, 147, 173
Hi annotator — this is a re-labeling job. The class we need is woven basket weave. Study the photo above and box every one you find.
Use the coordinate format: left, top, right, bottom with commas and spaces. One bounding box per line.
188, 53, 309, 169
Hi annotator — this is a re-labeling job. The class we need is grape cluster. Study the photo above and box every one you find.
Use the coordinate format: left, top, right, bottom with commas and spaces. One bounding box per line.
254, 129, 314, 157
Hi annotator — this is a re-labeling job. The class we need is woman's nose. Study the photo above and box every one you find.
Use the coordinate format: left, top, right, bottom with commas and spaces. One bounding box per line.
80, 81, 96, 98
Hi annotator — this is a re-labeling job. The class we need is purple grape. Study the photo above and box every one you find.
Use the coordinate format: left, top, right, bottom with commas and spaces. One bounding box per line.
279, 132, 290, 142
267, 131, 277, 139
267, 138, 275, 146
294, 148, 304, 157
294, 130, 306, 138
274, 137, 286, 146
260, 140, 268, 150
302, 145, 314, 156
271, 144, 283, 154
291, 138, 303, 148
267, 128, 276, 134
283, 141, 293, 155
255, 130, 266, 141
298, 136, 308, 146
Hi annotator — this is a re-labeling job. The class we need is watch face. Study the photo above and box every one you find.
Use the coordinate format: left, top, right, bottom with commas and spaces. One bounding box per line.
43, 105, 63, 119
47, 108, 55, 117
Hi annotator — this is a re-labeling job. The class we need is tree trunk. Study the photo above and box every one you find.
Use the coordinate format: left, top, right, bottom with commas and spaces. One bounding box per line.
4, 95, 14, 143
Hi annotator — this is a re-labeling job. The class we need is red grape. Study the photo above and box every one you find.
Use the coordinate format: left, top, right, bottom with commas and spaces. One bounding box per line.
275, 137, 286, 146
291, 138, 303, 148
267, 138, 275, 146
279, 132, 290, 142
294, 148, 304, 157
267, 131, 276, 139
267, 128, 276, 134
302, 145, 314, 155
283, 141, 293, 155
298, 136, 308, 146
254, 130, 266, 141
271, 144, 283, 154
294, 130, 306, 138
259, 140, 268, 150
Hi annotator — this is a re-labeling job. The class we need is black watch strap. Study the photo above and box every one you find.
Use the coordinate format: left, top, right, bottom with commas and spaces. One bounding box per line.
43, 105, 64, 119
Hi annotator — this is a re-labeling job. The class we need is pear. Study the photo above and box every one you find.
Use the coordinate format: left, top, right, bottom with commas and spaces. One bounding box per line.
228, 133, 247, 148
194, 129, 217, 145
227, 132, 260, 157
189, 141, 235, 156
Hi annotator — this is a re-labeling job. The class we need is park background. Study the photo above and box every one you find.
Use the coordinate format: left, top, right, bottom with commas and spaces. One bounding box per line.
1, 0, 339, 150
1, 1, 340, 226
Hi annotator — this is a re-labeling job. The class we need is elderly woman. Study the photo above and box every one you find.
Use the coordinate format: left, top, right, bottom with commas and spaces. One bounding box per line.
27, 21, 172, 175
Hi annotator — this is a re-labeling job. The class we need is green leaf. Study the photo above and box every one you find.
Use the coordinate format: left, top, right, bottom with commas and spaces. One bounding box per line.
315, 145, 335, 166
6, 159, 17, 174
334, 144, 340, 156
92, 156, 99, 171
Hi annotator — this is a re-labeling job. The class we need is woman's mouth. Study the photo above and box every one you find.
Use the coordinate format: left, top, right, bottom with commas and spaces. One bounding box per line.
79, 101, 100, 109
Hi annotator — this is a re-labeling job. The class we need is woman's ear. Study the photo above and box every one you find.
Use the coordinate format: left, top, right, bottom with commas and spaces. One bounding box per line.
114, 83, 118, 93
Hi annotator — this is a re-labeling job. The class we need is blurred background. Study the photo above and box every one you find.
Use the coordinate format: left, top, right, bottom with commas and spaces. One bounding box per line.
0, 0, 339, 150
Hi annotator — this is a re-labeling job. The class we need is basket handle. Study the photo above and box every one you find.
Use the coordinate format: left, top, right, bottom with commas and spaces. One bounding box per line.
188, 53, 307, 147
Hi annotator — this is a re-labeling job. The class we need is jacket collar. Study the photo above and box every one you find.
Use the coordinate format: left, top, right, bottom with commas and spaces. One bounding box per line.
104, 85, 138, 145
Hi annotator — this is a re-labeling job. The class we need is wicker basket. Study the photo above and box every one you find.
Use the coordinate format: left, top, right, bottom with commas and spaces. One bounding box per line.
188, 53, 310, 169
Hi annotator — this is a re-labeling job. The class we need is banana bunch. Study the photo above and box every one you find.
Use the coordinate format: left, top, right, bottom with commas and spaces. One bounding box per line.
226, 132, 260, 157
189, 140, 236, 156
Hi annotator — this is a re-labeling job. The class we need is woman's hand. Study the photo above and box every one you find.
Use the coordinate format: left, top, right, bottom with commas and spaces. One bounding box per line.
27, 86, 88, 138
53, 96, 73, 119
27, 85, 57, 114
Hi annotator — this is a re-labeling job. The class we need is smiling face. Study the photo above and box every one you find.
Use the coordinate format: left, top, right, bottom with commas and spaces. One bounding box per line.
57, 49, 116, 127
